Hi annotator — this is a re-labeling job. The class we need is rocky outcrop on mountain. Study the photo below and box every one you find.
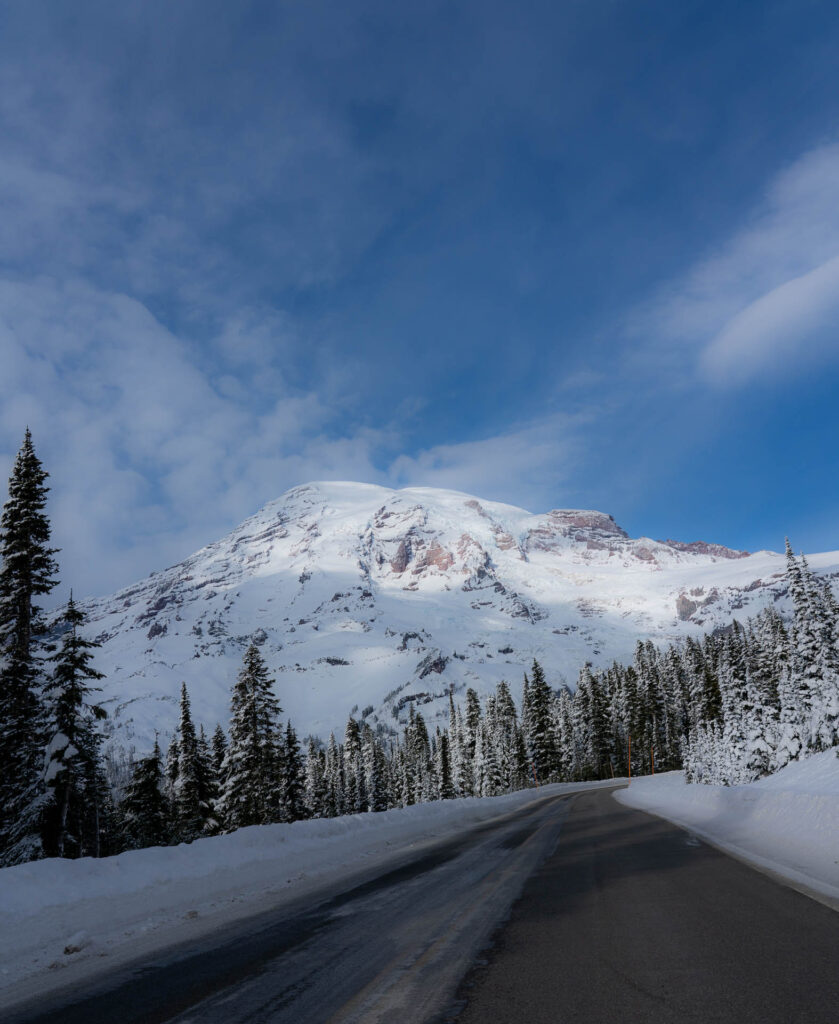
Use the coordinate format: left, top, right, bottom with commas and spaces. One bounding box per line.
664, 539, 750, 560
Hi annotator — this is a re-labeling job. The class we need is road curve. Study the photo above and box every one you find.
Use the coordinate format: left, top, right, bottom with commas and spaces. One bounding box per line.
6, 787, 839, 1023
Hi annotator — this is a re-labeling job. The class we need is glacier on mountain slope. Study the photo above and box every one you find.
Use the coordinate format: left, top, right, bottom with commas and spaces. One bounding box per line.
70, 481, 839, 756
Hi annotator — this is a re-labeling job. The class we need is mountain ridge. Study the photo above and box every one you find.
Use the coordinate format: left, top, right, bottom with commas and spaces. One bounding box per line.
71, 481, 838, 756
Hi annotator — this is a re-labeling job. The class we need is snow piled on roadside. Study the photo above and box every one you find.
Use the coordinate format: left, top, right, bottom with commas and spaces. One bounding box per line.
614, 750, 839, 904
0, 781, 612, 999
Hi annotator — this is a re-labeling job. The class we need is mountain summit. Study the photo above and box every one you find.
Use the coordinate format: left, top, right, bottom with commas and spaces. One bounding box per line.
77, 482, 838, 754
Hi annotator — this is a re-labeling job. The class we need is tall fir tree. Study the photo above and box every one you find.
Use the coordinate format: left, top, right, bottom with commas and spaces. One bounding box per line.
0, 430, 60, 865
524, 660, 559, 783
171, 683, 206, 842
219, 644, 284, 829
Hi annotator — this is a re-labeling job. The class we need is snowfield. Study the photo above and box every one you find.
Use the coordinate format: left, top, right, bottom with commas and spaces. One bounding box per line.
0, 780, 615, 1006
614, 750, 839, 908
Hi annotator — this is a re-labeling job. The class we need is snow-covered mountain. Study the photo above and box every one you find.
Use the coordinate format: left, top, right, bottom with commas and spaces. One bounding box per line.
76, 481, 839, 755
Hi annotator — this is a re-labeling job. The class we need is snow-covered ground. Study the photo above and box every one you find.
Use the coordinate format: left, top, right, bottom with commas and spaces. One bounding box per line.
0, 780, 615, 1007
615, 750, 839, 908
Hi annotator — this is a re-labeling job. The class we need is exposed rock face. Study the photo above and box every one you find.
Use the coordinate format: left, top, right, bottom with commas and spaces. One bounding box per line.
390, 538, 412, 574
677, 588, 721, 621
414, 540, 454, 573
549, 510, 628, 537
664, 539, 750, 560
67, 481, 838, 753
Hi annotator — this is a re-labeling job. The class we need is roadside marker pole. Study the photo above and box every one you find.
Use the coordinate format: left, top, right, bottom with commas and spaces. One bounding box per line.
628, 734, 631, 783
651, 745, 655, 775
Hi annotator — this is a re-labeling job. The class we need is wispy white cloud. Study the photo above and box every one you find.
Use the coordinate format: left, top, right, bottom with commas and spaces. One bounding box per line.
639, 143, 839, 385
700, 255, 839, 383
0, 277, 389, 599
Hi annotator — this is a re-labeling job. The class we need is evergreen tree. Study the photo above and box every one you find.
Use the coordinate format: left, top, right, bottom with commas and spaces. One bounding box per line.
343, 716, 365, 813
165, 732, 180, 822
525, 661, 559, 783
304, 737, 327, 818
323, 732, 344, 817
281, 721, 306, 821
461, 687, 481, 794
42, 595, 107, 858
363, 726, 389, 811
437, 731, 455, 799
453, 706, 471, 797
196, 725, 219, 834
219, 644, 283, 829
121, 740, 169, 849
209, 724, 228, 830
511, 724, 531, 790
0, 430, 60, 865
555, 687, 575, 781
479, 720, 503, 797
171, 683, 206, 842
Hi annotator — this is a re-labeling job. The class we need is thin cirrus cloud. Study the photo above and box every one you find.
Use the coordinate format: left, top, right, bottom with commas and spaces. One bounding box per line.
641, 143, 839, 386
700, 255, 839, 384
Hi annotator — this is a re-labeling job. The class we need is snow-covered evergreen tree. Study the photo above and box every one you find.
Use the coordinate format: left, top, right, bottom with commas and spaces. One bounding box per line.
121, 740, 169, 849
42, 595, 107, 858
525, 661, 559, 783
0, 430, 60, 865
436, 731, 455, 799
219, 644, 283, 829
304, 737, 327, 818
323, 732, 344, 817
343, 716, 365, 814
171, 683, 207, 841
281, 721, 306, 821
363, 725, 389, 811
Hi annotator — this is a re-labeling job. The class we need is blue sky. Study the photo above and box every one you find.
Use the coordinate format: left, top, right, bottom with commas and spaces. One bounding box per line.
1, 0, 839, 599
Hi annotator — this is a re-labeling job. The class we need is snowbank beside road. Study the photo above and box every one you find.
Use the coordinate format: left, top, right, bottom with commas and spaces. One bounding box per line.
0, 780, 613, 1003
614, 751, 839, 905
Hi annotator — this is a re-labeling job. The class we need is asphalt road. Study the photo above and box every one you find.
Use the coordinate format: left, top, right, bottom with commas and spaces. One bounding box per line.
6, 787, 839, 1023
451, 789, 839, 1024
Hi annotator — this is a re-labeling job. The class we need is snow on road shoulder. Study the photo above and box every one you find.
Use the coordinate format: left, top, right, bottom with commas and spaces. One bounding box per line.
614, 751, 839, 905
0, 781, 613, 1004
